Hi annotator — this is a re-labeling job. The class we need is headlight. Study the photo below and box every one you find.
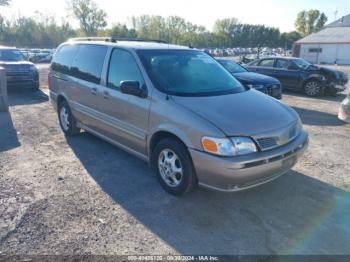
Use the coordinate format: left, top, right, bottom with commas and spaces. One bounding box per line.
201, 136, 257, 156
247, 84, 264, 89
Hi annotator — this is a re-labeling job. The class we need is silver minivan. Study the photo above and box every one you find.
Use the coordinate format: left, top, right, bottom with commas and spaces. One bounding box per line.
49, 38, 308, 195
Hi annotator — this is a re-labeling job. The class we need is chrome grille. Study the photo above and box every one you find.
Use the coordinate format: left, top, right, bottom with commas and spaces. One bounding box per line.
4, 65, 31, 75
257, 123, 299, 151
257, 137, 278, 150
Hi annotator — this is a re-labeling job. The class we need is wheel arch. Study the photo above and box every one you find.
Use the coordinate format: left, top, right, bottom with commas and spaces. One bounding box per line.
57, 94, 68, 107
149, 130, 190, 157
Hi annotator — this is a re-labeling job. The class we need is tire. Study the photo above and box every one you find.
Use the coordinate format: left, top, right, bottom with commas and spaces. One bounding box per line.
152, 138, 197, 195
304, 80, 322, 97
58, 100, 80, 136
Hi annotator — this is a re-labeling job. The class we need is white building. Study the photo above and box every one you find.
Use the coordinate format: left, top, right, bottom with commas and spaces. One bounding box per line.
293, 14, 350, 65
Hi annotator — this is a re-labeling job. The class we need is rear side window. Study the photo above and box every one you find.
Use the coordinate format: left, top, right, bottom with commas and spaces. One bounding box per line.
71, 44, 108, 84
107, 49, 144, 89
248, 60, 259, 66
258, 59, 274, 68
52, 44, 79, 74
275, 59, 290, 69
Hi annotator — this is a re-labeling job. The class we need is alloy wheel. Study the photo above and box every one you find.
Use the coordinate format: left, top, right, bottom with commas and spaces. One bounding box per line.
158, 149, 183, 187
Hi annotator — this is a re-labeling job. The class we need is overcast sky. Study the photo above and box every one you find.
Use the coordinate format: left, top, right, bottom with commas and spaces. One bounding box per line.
2, 0, 350, 32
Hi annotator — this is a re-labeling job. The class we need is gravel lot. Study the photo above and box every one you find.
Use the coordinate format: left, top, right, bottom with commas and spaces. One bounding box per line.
0, 65, 350, 255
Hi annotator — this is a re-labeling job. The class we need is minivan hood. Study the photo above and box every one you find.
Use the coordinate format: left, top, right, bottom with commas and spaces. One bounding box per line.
172, 90, 298, 136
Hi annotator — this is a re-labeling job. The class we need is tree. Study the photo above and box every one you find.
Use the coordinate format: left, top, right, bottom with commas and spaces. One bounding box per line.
213, 18, 238, 47
109, 24, 137, 38
295, 9, 328, 36
0, 0, 10, 6
280, 31, 302, 49
70, 0, 107, 36
315, 13, 328, 32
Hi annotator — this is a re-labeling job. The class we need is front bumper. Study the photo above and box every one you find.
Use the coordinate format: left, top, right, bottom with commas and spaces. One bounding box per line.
190, 130, 308, 192
6, 73, 39, 88
327, 78, 348, 93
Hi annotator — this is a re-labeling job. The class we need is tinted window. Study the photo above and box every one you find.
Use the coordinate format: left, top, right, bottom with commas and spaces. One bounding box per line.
275, 59, 290, 69
258, 59, 274, 67
52, 44, 79, 74
108, 49, 144, 89
0, 49, 24, 61
218, 60, 247, 73
71, 44, 108, 84
138, 50, 245, 97
248, 60, 259, 66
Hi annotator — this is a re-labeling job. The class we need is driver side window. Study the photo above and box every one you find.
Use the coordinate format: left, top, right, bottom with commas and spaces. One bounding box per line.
107, 49, 144, 89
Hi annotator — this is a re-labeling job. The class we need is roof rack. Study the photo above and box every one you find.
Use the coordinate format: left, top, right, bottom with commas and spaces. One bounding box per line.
68, 37, 167, 44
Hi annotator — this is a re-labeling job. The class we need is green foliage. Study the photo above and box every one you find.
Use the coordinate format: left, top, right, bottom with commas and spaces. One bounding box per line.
0, 13, 77, 48
0, 12, 303, 49
295, 9, 328, 36
280, 31, 302, 49
70, 0, 107, 36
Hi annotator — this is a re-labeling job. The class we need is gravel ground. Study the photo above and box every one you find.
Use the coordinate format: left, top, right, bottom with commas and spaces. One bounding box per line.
0, 65, 350, 256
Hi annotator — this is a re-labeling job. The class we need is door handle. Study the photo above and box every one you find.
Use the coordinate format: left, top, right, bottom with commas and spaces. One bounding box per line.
103, 90, 110, 99
91, 87, 98, 95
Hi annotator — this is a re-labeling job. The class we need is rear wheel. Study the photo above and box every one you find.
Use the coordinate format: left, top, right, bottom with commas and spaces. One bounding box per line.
152, 138, 197, 195
304, 80, 322, 97
58, 100, 80, 136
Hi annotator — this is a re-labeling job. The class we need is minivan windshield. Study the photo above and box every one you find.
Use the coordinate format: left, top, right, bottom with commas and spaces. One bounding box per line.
0, 49, 24, 62
137, 50, 245, 96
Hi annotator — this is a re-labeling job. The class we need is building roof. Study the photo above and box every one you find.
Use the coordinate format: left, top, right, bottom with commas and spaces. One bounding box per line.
295, 13, 350, 45
295, 26, 350, 44
326, 14, 350, 28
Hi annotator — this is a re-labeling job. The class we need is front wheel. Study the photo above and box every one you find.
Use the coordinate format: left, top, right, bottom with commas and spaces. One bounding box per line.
304, 80, 322, 97
152, 138, 197, 195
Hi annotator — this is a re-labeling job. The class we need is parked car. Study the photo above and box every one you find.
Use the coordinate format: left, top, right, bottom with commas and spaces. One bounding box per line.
49, 38, 308, 195
217, 58, 282, 99
338, 91, 350, 123
0, 46, 39, 89
30, 51, 52, 63
245, 57, 348, 97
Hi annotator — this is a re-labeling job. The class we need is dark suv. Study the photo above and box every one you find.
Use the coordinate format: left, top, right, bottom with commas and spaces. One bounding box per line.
245, 57, 348, 96
0, 46, 39, 89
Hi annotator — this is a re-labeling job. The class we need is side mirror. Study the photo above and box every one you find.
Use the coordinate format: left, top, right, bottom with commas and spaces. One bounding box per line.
120, 81, 147, 98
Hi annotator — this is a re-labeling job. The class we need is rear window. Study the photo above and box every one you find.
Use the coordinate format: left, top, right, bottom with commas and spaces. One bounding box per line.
52, 44, 79, 74
71, 45, 108, 84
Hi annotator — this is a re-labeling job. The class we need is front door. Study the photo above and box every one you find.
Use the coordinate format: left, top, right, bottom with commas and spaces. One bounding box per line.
94, 48, 151, 156
273, 59, 301, 89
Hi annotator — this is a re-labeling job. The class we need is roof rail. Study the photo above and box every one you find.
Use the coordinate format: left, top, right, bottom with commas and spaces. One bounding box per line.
68, 37, 167, 44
